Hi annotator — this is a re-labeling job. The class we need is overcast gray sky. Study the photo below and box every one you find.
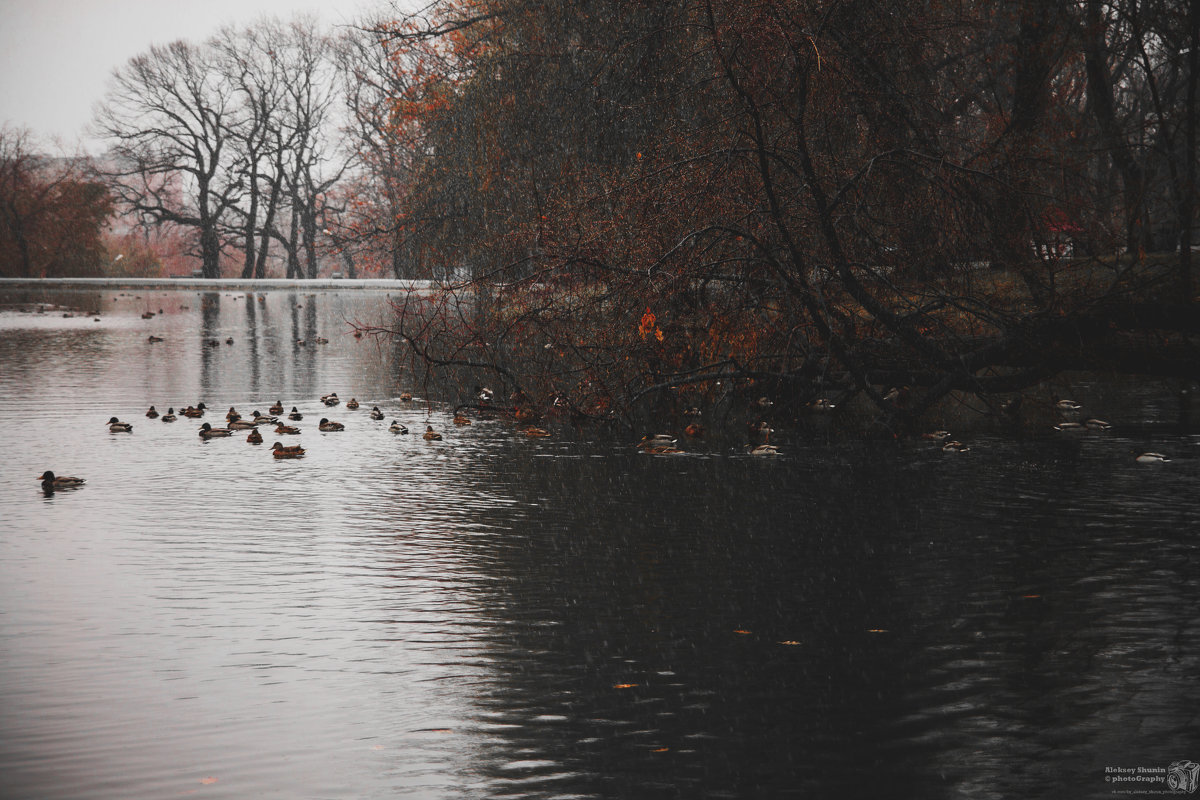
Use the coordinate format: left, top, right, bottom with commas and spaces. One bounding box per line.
0, 0, 390, 153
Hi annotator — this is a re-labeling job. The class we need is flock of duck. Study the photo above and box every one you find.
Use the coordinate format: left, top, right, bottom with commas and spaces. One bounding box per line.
39, 390, 451, 492
36, 389, 1172, 492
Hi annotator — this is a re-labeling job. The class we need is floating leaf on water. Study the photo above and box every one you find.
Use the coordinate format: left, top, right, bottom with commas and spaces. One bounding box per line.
733, 629, 752, 635
199, 776, 218, 785
778, 640, 801, 646
613, 683, 638, 689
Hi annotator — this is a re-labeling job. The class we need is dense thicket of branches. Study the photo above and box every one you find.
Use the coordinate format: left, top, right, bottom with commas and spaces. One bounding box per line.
0, 126, 112, 278
364, 0, 1200, 427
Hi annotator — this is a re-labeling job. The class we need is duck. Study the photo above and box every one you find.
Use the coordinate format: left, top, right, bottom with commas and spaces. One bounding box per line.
369, 406, 385, 420
422, 425, 442, 440
682, 406, 702, 417
1135, 452, 1170, 464
107, 417, 133, 433
389, 420, 409, 434
748, 444, 779, 456
227, 418, 259, 430
644, 444, 684, 454
315, 337, 329, 345
747, 421, 773, 443
399, 392, 413, 403
272, 442, 305, 458
921, 430, 951, 441
181, 403, 207, 418
288, 407, 303, 421
141, 311, 155, 319
637, 434, 676, 449
39, 470, 85, 490
318, 418, 345, 432
274, 423, 301, 435
147, 335, 164, 343
808, 398, 836, 411
251, 411, 278, 426
246, 428, 263, 444
476, 386, 494, 404
225, 337, 234, 345
225, 407, 241, 422
268, 401, 285, 415
453, 413, 472, 426
1053, 422, 1086, 431
1085, 418, 1112, 430
1053, 395, 1082, 412
942, 440, 970, 453
198, 422, 233, 438
520, 426, 550, 437
321, 392, 340, 406
145, 405, 159, 418
345, 398, 360, 410
160, 408, 177, 422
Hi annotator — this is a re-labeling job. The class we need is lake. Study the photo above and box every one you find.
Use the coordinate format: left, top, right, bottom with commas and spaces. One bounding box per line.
2, 285, 1199, 799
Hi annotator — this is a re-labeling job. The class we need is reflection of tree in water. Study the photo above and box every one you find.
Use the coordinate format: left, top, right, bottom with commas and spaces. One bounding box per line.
199, 292, 220, 393
244, 292, 261, 395
289, 293, 318, 399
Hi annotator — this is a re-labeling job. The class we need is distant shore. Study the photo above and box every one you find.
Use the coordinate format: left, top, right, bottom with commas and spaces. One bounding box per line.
0, 277, 441, 292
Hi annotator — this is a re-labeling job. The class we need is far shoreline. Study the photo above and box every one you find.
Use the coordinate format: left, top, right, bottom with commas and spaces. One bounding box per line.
0, 277, 443, 292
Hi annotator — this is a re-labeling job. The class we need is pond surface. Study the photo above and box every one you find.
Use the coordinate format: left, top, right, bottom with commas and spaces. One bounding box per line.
1, 287, 1199, 799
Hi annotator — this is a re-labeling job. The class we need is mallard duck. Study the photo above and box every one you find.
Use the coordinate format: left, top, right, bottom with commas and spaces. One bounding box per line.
423, 425, 442, 440
399, 392, 413, 403
198, 422, 233, 438
453, 413, 472, 426
228, 418, 258, 430
318, 418, 345, 432
747, 421, 773, 443
346, 398, 360, 410
1085, 418, 1112, 430
288, 407, 303, 421
322, 393, 340, 407
1053, 422, 1086, 431
272, 442, 305, 458
274, 423, 301, 435
476, 386, 494, 404
246, 428, 263, 444
107, 417, 133, 433
39, 470, 85, 490
225, 337, 234, 345
942, 440, 970, 453
369, 406, 384, 420
749, 444, 779, 455
644, 444, 684, 454
251, 411, 278, 425
683, 406, 702, 417
921, 430, 951, 441
141, 311, 155, 319
268, 401, 284, 415
684, 423, 705, 438
315, 337, 329, 344
147, 335, 164, 343
161, 408, 177, 422
389, 420, 409, 434
1053, 395, 1082, 412
181, 403, 206, 418
1135, 452, 1170, 464
521, 426, 550, 437
637, 434, 676, 449
145, 406, 159, 418
225, 407, 241, 422
808, 398, 836, 411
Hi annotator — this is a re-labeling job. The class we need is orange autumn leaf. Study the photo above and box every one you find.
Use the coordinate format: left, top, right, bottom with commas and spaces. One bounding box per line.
613, 683, 638, 689
638, 307, 656, 340
199, 777, 218, 785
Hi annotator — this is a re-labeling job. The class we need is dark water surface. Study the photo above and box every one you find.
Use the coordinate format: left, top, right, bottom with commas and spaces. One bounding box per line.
1, 288, 1198, 799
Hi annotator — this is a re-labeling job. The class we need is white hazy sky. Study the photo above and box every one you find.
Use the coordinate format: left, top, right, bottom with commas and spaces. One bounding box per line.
0, 0, 398, 153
